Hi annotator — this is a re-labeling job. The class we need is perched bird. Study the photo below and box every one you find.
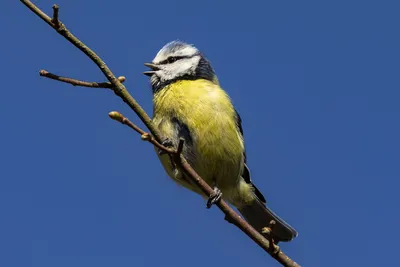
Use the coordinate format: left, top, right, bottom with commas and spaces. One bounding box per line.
144, 41, 297, 242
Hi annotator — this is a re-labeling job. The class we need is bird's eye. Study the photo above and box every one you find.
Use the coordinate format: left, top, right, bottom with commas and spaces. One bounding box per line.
167, 57, 178, 63
159, 56, 186, 65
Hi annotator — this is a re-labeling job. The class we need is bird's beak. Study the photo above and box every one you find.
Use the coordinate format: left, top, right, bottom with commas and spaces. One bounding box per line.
143, 62, 160, 76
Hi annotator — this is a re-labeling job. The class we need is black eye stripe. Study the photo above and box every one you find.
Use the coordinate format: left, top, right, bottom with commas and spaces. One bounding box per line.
159, 55, 190, 65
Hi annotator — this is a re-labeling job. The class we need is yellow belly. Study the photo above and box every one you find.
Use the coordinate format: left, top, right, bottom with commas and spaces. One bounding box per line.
153, 79, 245, 197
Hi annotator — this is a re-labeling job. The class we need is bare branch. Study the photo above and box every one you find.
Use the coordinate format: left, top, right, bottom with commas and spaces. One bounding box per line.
108, 111, 175, 154
262, 220, 281, 254
51, 4, 60, 28
20, 0, 162, 142
108, 112, 300, 267
21, 1, 300, 266
39, 70, 126, 88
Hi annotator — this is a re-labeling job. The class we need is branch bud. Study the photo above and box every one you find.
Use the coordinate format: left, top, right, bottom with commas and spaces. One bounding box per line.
108, 111, 124, 122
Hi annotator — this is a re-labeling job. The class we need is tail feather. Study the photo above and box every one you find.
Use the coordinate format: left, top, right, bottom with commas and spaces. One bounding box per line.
238, 199, 298, 242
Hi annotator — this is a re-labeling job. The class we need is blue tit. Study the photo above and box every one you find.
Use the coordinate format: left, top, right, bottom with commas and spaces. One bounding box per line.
143, 41, 297, 242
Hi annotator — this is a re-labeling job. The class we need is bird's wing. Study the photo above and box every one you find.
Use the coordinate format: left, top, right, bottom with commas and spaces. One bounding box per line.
170, 117, 194, 147
235, 109, 266, 203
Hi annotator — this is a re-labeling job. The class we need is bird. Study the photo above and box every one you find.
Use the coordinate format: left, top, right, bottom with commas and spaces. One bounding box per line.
143, 40, 297, 242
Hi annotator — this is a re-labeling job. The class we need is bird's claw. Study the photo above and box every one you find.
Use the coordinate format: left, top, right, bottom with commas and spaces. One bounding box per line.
206, 187, 222, 209
158, 138, 174, 155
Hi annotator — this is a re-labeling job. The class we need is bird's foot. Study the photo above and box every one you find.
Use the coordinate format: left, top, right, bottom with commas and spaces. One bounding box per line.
206, 187, 222, 209
158, 138, 174, 155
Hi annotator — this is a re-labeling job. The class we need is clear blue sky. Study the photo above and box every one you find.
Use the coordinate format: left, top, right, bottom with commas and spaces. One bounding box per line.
1, 0, 399, 266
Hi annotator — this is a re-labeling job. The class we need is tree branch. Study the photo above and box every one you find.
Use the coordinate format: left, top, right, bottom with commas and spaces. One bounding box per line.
20, 0, 162, 142
51, 4, 60, 28
109, 112, 299, 267
20, 1, 300, 266
39, 70, 126, 88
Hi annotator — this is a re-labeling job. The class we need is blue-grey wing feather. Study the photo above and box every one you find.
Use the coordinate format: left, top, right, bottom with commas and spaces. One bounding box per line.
235, 109, 266, 203
170, 117, 196, 165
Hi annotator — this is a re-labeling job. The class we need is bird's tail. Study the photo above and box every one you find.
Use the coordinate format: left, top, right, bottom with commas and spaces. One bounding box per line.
238, 199, 298, 242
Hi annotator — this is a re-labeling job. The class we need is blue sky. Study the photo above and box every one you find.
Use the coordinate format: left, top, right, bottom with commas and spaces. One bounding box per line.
1, 0, 399, 266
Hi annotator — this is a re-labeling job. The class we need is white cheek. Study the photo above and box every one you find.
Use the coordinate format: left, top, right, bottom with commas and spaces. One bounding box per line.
157, 56, 201, 82
175, 60, 196, 74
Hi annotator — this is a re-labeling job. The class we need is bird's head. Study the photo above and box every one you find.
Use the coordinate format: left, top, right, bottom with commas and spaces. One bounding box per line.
144, 41, 218, 92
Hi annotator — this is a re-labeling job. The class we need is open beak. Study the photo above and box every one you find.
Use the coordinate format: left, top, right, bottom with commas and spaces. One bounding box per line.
143, 62, 160, 76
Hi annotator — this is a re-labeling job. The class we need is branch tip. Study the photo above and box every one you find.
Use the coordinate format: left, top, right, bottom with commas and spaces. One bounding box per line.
51, 4, 60, 28
39, 69, 48, 76
262, 220, 277, 235
261, 227, 271, 235
141, 133, 151, 141
40, 70, 115, 88
108, 111, 124, 122
118, 76, 126, 83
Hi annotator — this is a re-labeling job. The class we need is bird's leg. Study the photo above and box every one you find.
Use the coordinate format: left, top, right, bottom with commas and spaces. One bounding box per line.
158, 138, 174, 155
206, 186, 222, 209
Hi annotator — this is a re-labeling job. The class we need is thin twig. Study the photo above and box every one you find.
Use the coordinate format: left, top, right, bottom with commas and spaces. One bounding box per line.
262, 220, 280, 254
21, 2, 300, 266
108, 112, 300, 267
51, 4, 60, 28
20, 0, 162, 143
108, 111, 175, 154
39, 70, 126, 88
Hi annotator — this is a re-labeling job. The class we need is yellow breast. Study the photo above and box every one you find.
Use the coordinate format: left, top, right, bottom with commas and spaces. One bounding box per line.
153, 79, 244, 191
